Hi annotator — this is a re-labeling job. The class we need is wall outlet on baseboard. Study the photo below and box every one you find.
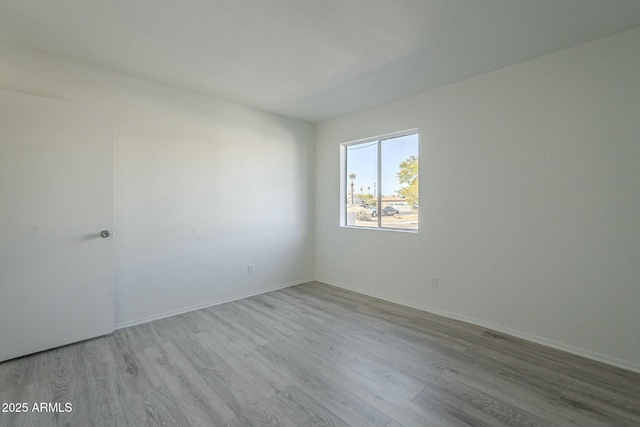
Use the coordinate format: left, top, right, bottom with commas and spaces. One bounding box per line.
247, 264, 254, 275
431, 277, 438, 289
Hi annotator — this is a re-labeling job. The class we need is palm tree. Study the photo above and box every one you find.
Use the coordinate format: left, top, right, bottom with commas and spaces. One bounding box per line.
348, 173, 356, 205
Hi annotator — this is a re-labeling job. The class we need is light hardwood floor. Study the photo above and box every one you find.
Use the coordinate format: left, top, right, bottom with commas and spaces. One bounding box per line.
1, 281, 639, 426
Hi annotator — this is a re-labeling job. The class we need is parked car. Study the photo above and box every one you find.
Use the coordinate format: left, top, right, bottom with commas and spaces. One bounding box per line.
361, 204, 378, 217
381, 206, 399, 216
359, 204, 398, 217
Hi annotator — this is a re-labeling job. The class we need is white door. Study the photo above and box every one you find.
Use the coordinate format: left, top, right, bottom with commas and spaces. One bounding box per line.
0, 89, 114, 362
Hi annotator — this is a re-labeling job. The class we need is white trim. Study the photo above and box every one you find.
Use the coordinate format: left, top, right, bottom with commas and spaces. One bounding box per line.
342, 225, 418, 234
340, 143, 347, 226
342, 128, 419, 147
114, 277, 314, 330
315, 277, 640, 374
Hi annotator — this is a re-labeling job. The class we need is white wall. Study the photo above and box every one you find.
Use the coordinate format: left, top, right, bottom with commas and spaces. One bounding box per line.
315, 28, 640, 371
0, 44, 315, 328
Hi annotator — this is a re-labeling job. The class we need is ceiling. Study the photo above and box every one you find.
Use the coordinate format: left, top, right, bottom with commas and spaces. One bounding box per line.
1, 1, 639, 123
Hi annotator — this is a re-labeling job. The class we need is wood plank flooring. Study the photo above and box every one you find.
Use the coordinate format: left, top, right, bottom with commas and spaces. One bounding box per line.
1, 281, 639, 426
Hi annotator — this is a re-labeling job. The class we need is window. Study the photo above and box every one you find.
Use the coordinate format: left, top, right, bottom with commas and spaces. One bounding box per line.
342, 130, 419, 231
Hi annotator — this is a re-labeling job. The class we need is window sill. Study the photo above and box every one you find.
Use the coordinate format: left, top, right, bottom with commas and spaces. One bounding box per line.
341, 225, 418, 233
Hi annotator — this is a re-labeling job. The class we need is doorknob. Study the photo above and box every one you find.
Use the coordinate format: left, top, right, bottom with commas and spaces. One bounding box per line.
100, 230, 111, 238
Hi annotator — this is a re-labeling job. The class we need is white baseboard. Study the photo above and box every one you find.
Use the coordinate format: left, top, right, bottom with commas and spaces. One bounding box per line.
114, 277, 314, 330
315, 277, 640, 374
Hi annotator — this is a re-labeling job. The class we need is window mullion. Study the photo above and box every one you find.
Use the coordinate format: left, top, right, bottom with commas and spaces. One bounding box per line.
344, 147, 348, 226
377, 139, 382, 228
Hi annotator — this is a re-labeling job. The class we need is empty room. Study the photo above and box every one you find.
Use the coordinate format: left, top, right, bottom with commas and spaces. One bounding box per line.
1, 1, 639, 426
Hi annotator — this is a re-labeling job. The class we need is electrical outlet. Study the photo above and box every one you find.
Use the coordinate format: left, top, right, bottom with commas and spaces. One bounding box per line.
247, 265, 254, 275
431, 277, 438, 288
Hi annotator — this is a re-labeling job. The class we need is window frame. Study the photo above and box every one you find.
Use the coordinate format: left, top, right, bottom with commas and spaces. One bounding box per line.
340, 129, 419, 232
